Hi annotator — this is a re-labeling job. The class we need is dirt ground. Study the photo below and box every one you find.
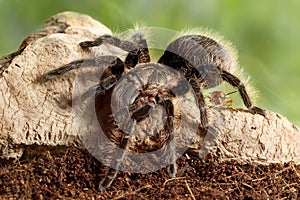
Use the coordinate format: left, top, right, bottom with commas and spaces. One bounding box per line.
1, 147, 299, 199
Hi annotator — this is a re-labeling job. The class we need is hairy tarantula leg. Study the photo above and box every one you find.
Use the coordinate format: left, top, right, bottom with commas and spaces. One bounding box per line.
80, 33, 149, 56
167, 138, 177, 178
80, 34, 137, 54
81, 75, 117, 100
80, 35, 140, 68
98, 157, 126, 192
198, 91, 209, 128
131, 32, 151, 63
80, 35, 121, 48
98, 168, 118, 192
163, 98, 178, 179
167, 164, 177, 178
44, 56, 123, 80
44, 59, 92, 79
98, 151, 128, 192
221, 70, 266, 116
98, 137, 130, 192
189, 79, 209, 129
80, 33, 150, 65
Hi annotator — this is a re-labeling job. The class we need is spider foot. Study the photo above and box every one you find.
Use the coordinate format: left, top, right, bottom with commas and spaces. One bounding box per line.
79, 35, 113, 48
79, 41, 96, 48
81, 84, 103, 101
44, 66, 70, 80
167, 163, 177, 178
249, 106, 266, 117
98, 168, 118, 192
198, 124, 216, 136
43, 59, 88, 80
204, 125, 219, 139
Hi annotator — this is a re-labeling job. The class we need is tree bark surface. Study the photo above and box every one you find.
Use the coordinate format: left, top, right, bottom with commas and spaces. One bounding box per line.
0, 11, 299, 165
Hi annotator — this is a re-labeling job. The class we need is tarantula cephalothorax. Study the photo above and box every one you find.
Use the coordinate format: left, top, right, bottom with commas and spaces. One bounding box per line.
44, 28, 265, 191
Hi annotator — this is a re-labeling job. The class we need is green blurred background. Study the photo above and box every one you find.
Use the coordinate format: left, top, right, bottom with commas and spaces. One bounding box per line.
1, 0, 299, 126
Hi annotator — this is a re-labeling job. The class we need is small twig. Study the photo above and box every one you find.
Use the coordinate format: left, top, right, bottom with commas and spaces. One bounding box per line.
163, 177, 196, 199
291, 164, 300, 179
42, 186, 63, 199
162, 176, 186, 186
251, 176, 267, 182
273, 166, 292, 177
112, 184, 152, 200
184, 179, 196, 200
241, 182, 254, 190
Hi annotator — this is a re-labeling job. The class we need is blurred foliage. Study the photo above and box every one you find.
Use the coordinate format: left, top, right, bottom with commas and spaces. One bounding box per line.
0, 0, 299, 125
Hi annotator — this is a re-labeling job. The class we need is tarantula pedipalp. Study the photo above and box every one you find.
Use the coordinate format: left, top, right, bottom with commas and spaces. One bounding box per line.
44, 27, 265, 191
208, 90, 237, 107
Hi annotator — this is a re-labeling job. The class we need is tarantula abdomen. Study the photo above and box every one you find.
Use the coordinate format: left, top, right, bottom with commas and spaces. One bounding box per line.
158, 35, 231, 89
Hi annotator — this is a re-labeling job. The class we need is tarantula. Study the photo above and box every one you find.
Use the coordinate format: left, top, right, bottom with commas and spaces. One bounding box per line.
44, 28, 265, 191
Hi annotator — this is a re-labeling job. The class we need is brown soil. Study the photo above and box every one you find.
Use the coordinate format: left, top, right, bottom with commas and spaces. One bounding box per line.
1, 147, 299, 199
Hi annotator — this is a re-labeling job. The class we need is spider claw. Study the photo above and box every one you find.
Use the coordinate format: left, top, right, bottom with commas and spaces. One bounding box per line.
80, 35, 112, 48
250, 106, 266, 117
43, 60, 85, 80
44, 69, 62, 80
167, 163, 177, 178
44, 73, 56, 80
98, 169, 118, 192
79, 41, 94, 48
44, 67, 70, 79
81, 84, 102, 101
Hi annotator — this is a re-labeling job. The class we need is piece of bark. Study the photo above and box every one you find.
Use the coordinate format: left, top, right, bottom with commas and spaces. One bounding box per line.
189, 108, 300, 165
0, 11, 112, 159
0, 11, 299, 166
0, 11, 111, 76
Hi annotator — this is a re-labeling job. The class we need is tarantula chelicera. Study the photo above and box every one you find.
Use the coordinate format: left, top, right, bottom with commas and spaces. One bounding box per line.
44, 28, 265, 191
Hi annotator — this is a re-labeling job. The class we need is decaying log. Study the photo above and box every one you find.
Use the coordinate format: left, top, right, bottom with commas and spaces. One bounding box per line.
0, 11, 299, 166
